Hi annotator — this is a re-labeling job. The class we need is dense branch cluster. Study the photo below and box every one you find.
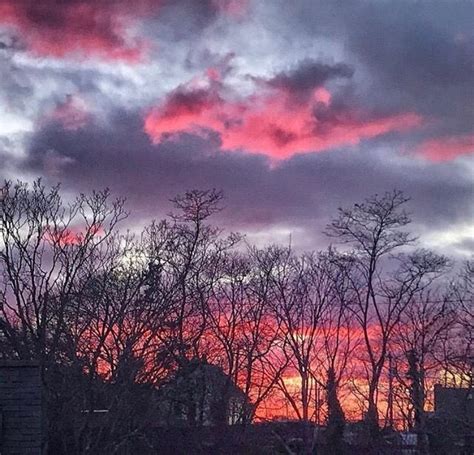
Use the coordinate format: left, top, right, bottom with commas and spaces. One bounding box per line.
0, 181, 471, 454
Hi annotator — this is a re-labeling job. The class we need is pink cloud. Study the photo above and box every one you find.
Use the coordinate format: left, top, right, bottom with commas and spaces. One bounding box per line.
144, 75, 422, 160
0, 0, 156, 61
416, 134, 474, 161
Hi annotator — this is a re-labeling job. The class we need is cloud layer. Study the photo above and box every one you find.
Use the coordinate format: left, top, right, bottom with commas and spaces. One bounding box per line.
145, 60, 422, 159
0, 0, 472, 256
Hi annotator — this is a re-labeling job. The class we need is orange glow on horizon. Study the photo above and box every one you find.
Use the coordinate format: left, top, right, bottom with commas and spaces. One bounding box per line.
76, 301, 457, 430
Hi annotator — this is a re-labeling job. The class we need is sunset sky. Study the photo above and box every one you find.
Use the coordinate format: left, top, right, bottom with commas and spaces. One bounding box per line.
1, 0, 473, 255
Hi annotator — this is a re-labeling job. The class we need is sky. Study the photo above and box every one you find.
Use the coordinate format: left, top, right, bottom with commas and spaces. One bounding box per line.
0, 0, 473, 256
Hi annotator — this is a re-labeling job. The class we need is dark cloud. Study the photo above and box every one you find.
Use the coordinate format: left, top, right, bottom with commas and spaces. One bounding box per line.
253, 0, 474, 164
344, 1, 474, 131
23, 110, 473, 252
0, 0, 240, 60
160, 86, 223, 117
0, 0, 159, 60
155, 0, 219, 41
265, 60, 354, 97
285, 1, 474, 133
0, 0, 472, 256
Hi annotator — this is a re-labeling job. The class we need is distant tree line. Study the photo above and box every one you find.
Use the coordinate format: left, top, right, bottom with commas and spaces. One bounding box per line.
0, 180, 471, 454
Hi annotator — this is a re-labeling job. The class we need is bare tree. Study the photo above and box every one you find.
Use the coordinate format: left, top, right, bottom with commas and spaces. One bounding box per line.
326, 190, 449, 441
392, 286, 456, 453
0, 182, 461, 453
70, 235, 182, 453
317, 250, 361, 453
261, 248, 334, 453
0, 179, 127, 451
206, 249, 286, 423
453, 260, 473, 367
142, 190, 238, 366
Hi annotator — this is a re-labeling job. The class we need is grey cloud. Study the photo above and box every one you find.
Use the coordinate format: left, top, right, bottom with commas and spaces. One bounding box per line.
263, 0, 474, 136
1, 0, 472, 258
345, 2, 474, 131
23, 110, 474, 253
265, 60, 354, 96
